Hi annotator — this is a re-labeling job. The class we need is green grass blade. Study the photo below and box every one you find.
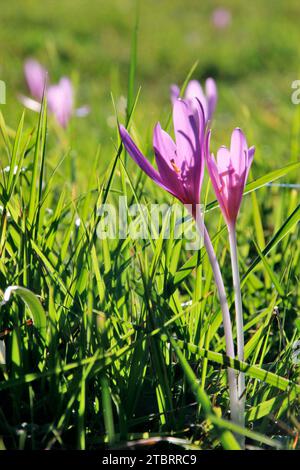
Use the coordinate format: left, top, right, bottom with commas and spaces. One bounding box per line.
2, 285, 47, 341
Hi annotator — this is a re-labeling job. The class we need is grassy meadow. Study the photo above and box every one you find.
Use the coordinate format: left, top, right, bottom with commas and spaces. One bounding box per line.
0, 0, 299, 450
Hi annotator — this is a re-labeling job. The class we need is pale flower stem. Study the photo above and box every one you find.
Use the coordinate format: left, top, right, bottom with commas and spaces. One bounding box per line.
193, 213, 239, 430
228, 223, 246, 437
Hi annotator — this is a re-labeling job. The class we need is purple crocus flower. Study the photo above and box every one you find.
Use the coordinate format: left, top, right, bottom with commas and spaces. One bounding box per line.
119, 98, 205, 211
20, 59, 89, 128
120, 99, 242, 433
206, 127, 255, 441
205, 128, 255, 227
170, 78, 217, 123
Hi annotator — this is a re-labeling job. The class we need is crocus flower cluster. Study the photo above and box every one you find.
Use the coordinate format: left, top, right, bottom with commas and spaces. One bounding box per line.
120, 98, 205, 213
119, 79, 255, 442
20, 59, 89, 128
120, 80, 253, 223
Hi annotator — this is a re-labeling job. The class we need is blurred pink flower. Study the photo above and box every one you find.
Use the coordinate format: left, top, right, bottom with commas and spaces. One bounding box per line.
211, 8, 231, 30
24, 59, 46, 101
205, 128, 255, 227
20, 59, 89, 128
170, 78, 217, 123
47, 78, 74, 129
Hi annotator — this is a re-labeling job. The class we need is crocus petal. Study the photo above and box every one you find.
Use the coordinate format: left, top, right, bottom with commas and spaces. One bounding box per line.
190, 97, 205, 197
48, 78, 73, 128
60, 77, 73, 107
248, 146, 255, 165
192, 97, 206, 141
185, 80, 208, 121
205, 131, 229, 220
173, 99, 204, 205
153, 123, 187, 203
153, 149, 187, 202
227, 184, 244, 225
245, 146, 255, 181
216, 145, 232, 179
173, 99, 198, 167
19, 94, 41, 113
119, 125, 175, 197
205, 78, 217, 122
170, 79, 217, 124
185, 80, 205, 102
216, 143, 243, 222
229, 128, 248, 177
24, 59, 47, 101
153, 122, 177, 163
230, 128, 247, 155
170, 84, 180, 105
204, 128, 211, 162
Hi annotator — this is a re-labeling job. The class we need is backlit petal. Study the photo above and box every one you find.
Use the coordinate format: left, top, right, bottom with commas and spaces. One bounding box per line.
230, 128, 247, 176
119, 125, 176, 197
205, 78, 217, 122
173, 99, 198, 167
185, 80, 208, 120
170, 84, 180, 105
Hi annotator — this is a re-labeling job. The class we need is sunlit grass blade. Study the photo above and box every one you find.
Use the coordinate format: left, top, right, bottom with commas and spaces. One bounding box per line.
2, 285, 47, 342
242, 203, 300, 285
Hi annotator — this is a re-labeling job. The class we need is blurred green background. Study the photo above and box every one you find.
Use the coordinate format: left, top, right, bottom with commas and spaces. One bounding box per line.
0, 0, 300, 184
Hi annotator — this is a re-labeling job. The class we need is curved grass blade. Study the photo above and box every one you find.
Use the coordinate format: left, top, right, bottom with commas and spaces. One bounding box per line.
1, 285, 47, 341
242, 203, 300, 285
